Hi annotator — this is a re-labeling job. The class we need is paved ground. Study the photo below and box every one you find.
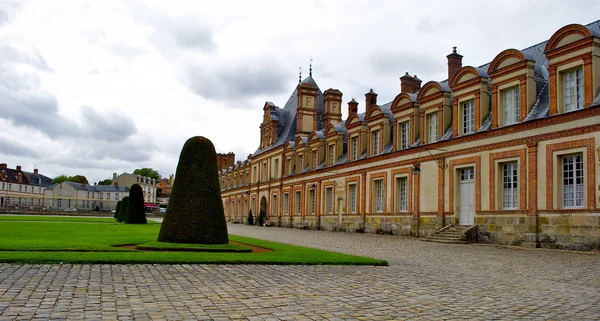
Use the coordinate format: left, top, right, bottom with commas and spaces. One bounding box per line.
0, 224, 599, 320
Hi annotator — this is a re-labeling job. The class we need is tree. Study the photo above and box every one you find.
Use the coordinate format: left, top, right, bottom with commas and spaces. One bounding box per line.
52, 174, 89, 185
247, 210, 254, 225
114, 201, 121, 219
257, 209, 266, 226
117, 196, 129, 223
126, 184, 147, 224
133, 168, 160, 180
98, 179, 113, 185
158, 136, 228, 244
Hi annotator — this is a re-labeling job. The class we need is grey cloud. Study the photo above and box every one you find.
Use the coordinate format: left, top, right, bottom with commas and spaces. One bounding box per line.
0, 45, 52, 72
81, 106, 137, 142
185, 59, 289, 104
0, 9, 7, 26
0, 139, 40, 158
369, 51, 444, 78
168, 20, 214, 49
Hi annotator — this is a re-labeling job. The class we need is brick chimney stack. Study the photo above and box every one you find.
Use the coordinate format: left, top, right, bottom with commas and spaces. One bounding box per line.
0, 163, 6, 169
447, 46, 463, 83
16, 165, 21, 171
347, 98, 358, 116
323, 88, 343, 125
400, 72, 422, 94
365, 89, 378, 113
34, 169, 38, 174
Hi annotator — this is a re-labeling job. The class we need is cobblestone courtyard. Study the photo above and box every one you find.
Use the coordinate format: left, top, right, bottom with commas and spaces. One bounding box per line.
0, 223, 599, 320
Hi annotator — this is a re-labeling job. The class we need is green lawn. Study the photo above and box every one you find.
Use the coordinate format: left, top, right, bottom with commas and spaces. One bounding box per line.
0, 216, 387, 265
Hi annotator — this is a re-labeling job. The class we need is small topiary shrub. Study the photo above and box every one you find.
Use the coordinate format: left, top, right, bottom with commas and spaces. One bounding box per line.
126, 184, 147, 224
247, 210, 254, 225
257, 209, 266, 226
117, 196, 129, 222
157, 136, 228, 244
94, 206, 100, 212
114, 201, 121, 219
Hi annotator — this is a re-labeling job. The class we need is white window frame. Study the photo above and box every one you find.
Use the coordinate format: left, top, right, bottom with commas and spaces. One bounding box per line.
329, 145, 335, 166
271, 195, 277, 216
428, 112, 438, 143
462, 100, 475, 134
298, 155, 304, 173
400, 121, 409, 149
312, 150, 318, 170
502, 86, 520, 125
372, 130, 380, 156
309, 189, 315, 215
325, 186, 333, 214
561, 154, 584, 208
283, 193, 289, 215
295, 191, 301, 215
501, 162, 518, 210
395, 176, 408, 212
374, 179, 384, 213
349, 184, 357, 214
351, 136, 358, 161
274, 159, 279, 179
563, 68, 584, 112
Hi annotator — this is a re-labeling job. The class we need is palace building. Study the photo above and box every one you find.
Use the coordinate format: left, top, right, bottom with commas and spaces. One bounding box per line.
219, 21, 600, 250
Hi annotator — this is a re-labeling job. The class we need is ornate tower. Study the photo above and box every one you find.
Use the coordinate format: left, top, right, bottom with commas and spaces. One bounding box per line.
296, 80, 319, 136
323, 88, 343, 125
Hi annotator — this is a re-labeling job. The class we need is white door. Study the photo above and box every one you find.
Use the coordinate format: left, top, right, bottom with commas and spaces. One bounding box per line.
458, 167, 475, 225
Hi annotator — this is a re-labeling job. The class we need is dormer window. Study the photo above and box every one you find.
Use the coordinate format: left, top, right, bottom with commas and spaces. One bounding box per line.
299, 155, 304, 172
427, 113, 438, 143
312, 151, 318, 170
400, 121, 409, 149
372, 130, 380, 156
351, 137, 358, 161
502, 86, 520, 125
328, 145, 335, 166
563, 68, 584, 112
462, 100, 475, 134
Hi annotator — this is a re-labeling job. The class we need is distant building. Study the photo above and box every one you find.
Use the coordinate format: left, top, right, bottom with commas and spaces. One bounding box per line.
156, 174, 174, 205
44, 181, 129, 211
0, 163, 52, 209
217, 153, 236, 172
112, 172, 157, 203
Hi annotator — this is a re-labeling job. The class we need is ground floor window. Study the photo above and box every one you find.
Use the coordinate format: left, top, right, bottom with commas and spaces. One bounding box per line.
562, 154, 584, 208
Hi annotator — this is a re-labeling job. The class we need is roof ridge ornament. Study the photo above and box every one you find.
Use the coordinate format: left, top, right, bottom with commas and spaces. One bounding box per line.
299, 66, 302, 85
309, 57, 313, 77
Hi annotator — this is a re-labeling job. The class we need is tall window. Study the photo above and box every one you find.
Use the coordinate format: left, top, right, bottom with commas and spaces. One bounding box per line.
262, 163, 267, 181
271, 195, 277, 217
349, 184, 357, 214
274, 159, 279, 179
312, 151, 318, 170
351, 137, 358, 161
428, 113, 438, 143
462, 100, 475, 134
503, 86, 520, 125
502, 162, 518, 209
329, 145, 335, 166
295, 191, 301, 215
299, 155, 304, 172
309, 189, 315, 215
562, 154, 583, 208
325, 187, 333, 214
372, 130, 380, 156
400, 121, 409, 149
395, 177, 407, 212
283, 193, 289, 215
374, 179, 384, 213
253, 167, 257, 183
563, 68, 583, 112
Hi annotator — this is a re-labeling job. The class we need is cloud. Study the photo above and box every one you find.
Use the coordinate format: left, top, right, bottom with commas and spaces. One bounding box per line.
81, 106, 137, 142
0, 9, 7, 26
0, 138, 40, 158
0, 44, 52, 72
368, 50, 444, 78
184, 58, 289, 103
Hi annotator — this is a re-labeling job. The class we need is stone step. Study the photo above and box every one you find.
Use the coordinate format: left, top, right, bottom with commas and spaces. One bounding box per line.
420, 237, 468, 244
425, 235, 466, 242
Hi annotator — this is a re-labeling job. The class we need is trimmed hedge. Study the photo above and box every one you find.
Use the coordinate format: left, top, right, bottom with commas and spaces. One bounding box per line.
158, 136, 228, 244
247, 210, 254, 225
117, 196, 129, 223
114, 200, 121, 219
126, 184, 147, 224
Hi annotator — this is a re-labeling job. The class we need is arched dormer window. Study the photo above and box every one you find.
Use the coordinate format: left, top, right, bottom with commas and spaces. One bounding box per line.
308, 131, 325, 170
325, 123, 346, 167
345, 113, 368, 162
365, 105, 391, 156
488, 49, 536, 128
391, 93, 419, 149
450, 66, 491, 137
283, 141, 296, 176
294, 136, 309, 174
544, 24, 600, 115
416, 81, 452, 144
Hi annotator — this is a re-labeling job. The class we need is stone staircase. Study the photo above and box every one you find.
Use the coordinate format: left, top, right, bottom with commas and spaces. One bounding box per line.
421, 225, 476, 244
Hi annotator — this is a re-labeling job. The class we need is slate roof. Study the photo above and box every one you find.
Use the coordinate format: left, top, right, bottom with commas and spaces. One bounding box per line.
51, 181, 129, 192
0, 168, 29, 184
22, 171, 53, 187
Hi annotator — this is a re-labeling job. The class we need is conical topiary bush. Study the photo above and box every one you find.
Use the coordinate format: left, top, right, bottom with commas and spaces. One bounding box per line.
126, 184, 147, 224
114, 200, 121, 219
117, 196, 129, 223
158, 136, 228, 244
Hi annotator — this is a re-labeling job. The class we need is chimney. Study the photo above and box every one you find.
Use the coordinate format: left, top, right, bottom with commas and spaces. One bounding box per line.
365, 89, 378, 113
400, 72, 421, 94
16, 165, 22, 171
323, 88, 343, 125
113, 182, 119, 188
0, 163, 6, 169
113, 172, 117, 179
447, 46, 463, 83
34, 169, 38, 174
348, 98, 358, 116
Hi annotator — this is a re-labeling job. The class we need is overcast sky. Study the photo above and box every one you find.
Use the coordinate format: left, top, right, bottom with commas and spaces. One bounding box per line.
0, 0, 598, 183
